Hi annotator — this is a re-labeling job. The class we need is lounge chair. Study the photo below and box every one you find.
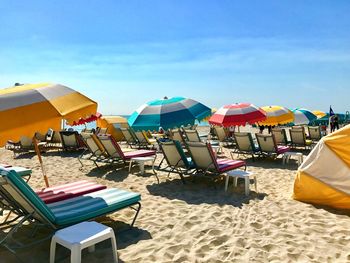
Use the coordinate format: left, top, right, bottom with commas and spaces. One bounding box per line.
158, 140, 196, 183
183, 129, 202, 142
79, 132, 109, 168
307, 126, 322, 142
120, 128, 139, 148
0, 168, 141, 253
131, 130, 156, 148
186, 141, 246, 178
213, 126, 235, 146
96, 127, 108, 135
289, 128, 313, 149
271, 128, 289, 145
255, 133, 290, 158
5, 136, 35, 158
97, 134, 157, 169
59, 131, 82, 151
46, 130, 63, 150
232, 132, 260, 160
168, 128, 186, 145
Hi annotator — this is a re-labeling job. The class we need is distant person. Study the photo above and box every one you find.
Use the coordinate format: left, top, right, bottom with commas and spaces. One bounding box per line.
259, 125, 265, 134
333, 115, 339, 131
330, 115, 335, 132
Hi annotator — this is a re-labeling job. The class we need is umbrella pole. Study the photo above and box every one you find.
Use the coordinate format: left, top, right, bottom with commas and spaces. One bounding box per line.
33, 138, 50, 188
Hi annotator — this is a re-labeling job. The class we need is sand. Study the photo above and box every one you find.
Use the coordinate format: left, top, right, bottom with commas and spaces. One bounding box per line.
1, 129, 350, 262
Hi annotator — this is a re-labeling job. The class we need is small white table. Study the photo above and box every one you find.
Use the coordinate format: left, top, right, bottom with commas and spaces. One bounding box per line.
50, 221, 118, 263
282, 152, 303, 166
225, 170, 257, 196
128, 156, 159, 183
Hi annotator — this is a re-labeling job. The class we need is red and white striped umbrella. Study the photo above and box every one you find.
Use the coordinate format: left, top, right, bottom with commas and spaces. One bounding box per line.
209, 103, 266, 127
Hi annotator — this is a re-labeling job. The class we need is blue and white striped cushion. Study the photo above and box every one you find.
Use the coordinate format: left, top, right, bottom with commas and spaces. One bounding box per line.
48, 188, 141, 226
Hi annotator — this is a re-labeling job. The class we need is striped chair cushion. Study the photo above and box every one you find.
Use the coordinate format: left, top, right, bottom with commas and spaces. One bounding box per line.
36, 180, 107, 204
216, 159, 246, 173
123, 150, 156, 159
48, 188, 141, 226
276, 146, 290, 154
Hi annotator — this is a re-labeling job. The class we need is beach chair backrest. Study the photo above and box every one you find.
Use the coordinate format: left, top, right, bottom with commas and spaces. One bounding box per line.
46, 128, 54, 142
290, 129, 306, 145
271, 128, 287, 145
20, 136, 33, 147
51, 131, 62, 144
120, 128, 134, 142
170, 129, 184, 142
97, 134, 123, 159
214, 126, 227, 142
134, 131, 147, 144
234, 132, 255, 151
80, 132, 104, 156
142, 131, 154, 144
183, 129, 201, 142
60, 131, 79, 148
160, 140, 190, 168
255, 134, 277, 153
308, 126, 321, 141
186, 141, 216, 171
0, 169, 56, 225
34, 132, 46, 142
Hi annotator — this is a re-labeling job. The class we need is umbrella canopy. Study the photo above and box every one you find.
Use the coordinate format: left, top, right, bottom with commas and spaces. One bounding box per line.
128, 96, 211, 131
312, 110, 327, 119
0, 83, 97, 146
209, 103, 266, 127
97, 115, 128, 141
72, 112, 102, 126
292, 108, 317, 125
203, 108, 217, 121
258, 106, 294, 126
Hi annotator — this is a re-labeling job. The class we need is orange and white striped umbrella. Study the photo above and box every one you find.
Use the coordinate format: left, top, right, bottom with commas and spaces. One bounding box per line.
0, 83, 97, 146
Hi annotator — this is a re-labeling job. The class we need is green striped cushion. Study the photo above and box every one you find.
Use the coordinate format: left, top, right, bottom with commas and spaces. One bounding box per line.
47, 188, 141, 226
2, 169, 56, 222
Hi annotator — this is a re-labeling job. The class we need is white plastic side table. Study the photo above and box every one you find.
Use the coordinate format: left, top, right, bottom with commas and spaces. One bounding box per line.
282, 152, 303, 166
128, 156, 156, 175
225, 170, 257, 196
50, 221, 118, 263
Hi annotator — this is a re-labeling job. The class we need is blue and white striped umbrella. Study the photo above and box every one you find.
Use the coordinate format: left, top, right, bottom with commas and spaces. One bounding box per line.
128, 97, 211, 131
292, 108, 317, 125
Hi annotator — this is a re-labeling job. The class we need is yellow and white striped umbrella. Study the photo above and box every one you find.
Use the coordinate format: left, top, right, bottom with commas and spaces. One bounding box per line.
0, 83, 97, 146
312, 110, 327, 119
258, 105, 294, 126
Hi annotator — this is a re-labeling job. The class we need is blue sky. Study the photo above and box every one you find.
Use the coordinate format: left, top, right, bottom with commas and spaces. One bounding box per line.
1, 0, 349, 114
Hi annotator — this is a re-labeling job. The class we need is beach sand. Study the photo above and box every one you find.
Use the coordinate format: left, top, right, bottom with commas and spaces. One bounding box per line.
1, 128, 350, 262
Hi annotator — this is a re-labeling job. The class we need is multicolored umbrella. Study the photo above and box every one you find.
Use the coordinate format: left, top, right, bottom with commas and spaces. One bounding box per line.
128, 96, 211, 131
292, 108, 317, 125
204, 108, 217, 121
0, 83, 97, 146
209, 103, 266, 127
258, 106, 294, 126
312, 110, 327, 119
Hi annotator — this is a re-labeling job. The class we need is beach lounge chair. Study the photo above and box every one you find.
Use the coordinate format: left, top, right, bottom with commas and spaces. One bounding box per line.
232, 132, 260, 160
168, 128, 186, 145
158, 140, 196, 183
289, 128, 313, 149
120, 128, 139, 148
45, 130, 63, 150
271, 128, 289, 145
255, 133, 290, 158
59, 131, 82, 151
307, 126, 322, 142
79, 132, 109, 168
97, 134, 157, 169
213, 126, 234, 146
182, 129, 203, 142
96, 127, 108, 135
0, 168, 141, 253
131, 130, 156, 148
186, 141, 246, 178
5, 136, 35, 157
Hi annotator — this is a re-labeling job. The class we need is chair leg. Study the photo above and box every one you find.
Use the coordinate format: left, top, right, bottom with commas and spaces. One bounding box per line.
49, 238, 57, 263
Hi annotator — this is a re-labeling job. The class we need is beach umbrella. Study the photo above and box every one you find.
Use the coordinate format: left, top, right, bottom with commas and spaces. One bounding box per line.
97, 115, 129, 141
312, 110, 327, 119
258, 106, 294, 126
72, 112, 102, 126
128, 96, 211, 131
0, 83, 97, 146
203, 108, 217, 121
292, 108, 317, 125
209, 103, 266, 127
